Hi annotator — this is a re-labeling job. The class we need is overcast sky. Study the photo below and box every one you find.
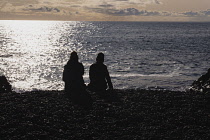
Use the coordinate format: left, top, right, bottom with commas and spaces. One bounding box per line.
0, 0, 210, 21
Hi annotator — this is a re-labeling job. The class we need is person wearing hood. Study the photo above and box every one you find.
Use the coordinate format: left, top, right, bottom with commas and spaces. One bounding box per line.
63, 51, 85, 94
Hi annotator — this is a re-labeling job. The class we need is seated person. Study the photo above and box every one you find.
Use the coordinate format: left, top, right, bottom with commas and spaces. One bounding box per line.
63, 51, 85, 94
88, 53, 113, 92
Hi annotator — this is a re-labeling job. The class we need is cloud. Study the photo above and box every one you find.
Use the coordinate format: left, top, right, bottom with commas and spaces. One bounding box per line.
182, 11, 201, 17
154, 0, 161, 5
182, 9, 210, 17
119, 0, 161, 5
202, 9, 210, 16
115, 0, 129, 1
0, 0, 161, 14
81, 0, 161, 9
111, 8, 161, 16
0, 0, 38, 7
91, 7, 169, 16
99, 4, 114, 8
90, 6, 210, 18
24, 6, 60, 13
0, 1, 60, 13
0, 0, 209, 21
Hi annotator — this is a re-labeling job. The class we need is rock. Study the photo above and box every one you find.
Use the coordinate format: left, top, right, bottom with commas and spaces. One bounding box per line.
0, 75, 12, 93
190, 68, 210, 92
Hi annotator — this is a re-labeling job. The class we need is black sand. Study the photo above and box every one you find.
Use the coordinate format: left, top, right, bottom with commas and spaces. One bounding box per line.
0, 89, 210, 139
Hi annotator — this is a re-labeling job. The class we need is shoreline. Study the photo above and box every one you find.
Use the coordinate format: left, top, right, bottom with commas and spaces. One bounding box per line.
11, 86, 189, 94
1, 89, 209, 139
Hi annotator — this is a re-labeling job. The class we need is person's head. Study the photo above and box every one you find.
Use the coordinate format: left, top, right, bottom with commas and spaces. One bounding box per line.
70, 51, 78, 62
96, 53, 104, 63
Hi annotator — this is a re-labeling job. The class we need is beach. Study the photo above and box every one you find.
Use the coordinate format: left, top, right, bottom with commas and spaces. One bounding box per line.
1, 89, 209, 139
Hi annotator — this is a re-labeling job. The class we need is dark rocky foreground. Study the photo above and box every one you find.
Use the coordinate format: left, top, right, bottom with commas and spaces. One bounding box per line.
0, 89, 210, 140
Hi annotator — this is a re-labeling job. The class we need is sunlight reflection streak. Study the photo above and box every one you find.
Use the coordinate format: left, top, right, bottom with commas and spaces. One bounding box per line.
1, 20, 85, 91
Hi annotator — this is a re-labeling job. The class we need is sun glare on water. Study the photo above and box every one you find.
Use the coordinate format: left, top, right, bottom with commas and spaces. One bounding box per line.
4, 20, 60, 53
1, 20, 80, 92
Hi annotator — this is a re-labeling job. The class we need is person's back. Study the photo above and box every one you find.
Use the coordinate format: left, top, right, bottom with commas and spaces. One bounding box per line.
89, 63, 108, 91
63, 61, 84, 87
88, 53, 113, 92
63, 52, 85, 92
63, 52, 93, 108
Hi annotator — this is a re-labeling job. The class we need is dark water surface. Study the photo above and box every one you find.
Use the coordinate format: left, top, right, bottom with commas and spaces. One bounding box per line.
0, 20, 210, 92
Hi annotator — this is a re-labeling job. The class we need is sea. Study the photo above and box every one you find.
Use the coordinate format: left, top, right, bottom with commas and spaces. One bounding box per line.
0, 20, 210, 92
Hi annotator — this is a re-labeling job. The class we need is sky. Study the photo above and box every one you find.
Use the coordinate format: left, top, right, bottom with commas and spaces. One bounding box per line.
0, 0, 210, 21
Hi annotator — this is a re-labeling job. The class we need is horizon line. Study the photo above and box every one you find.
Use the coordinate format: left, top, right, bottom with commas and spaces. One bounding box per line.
1, 19, 210, 23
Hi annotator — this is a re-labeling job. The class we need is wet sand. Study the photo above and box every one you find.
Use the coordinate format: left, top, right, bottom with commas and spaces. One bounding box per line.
0, 89, 209, 139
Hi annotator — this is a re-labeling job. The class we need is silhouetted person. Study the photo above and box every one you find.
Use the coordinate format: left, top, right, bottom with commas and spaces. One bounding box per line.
0, 75, 12, 93
191, 68, 210, 92
63, 52, 93, 108
88, 53, 113, 92
63, 51, 85, 94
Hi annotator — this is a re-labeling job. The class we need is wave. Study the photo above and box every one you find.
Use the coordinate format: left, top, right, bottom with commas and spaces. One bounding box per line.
110, 73, 178, 78
83, 72, 180, 78
0, 54, 13, 58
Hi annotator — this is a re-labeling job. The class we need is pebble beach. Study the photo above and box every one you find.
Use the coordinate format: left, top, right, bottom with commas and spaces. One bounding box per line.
0, 89, 209, 139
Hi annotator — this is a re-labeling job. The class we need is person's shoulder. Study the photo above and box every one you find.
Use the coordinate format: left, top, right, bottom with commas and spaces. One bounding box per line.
64, 63, 72, 67
78, 62, 83, 65
90, 63, 97, 67
102, 63, 107, 68
77, 62, 84, 68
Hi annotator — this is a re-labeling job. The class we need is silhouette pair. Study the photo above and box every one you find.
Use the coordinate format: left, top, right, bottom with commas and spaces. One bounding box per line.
62, 52, 113, 95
